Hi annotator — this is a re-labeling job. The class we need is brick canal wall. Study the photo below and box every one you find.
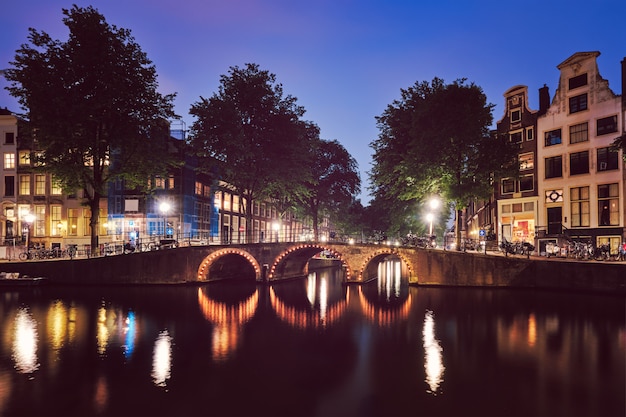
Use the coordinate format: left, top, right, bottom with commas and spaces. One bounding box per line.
1, 246, 624, 295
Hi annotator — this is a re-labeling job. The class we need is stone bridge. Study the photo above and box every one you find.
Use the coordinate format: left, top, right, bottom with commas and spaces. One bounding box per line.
196, 242, 421, 284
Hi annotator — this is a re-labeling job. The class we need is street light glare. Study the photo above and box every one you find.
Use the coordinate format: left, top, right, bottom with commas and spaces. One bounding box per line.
429, 198, 440, 210
159, 202, 171, 213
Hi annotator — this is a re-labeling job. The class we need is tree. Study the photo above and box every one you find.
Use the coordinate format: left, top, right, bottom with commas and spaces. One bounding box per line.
299, 138, 361, 240
188, 63, 314, 242
370, 78, 516, 248
4, 5, 177, 253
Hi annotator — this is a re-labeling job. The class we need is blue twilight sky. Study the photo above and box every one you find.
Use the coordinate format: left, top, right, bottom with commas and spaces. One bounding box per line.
1, 0, 624, 205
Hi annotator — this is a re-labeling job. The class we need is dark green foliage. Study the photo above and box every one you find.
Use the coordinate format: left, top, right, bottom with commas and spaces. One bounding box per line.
4, 5, 177, 250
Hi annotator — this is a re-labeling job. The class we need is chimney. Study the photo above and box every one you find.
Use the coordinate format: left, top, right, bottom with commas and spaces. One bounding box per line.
622, 58, 625, 110
538, 84, 550, 116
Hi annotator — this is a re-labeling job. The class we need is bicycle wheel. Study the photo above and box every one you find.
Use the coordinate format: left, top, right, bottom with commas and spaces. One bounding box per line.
19, 252, 28, 261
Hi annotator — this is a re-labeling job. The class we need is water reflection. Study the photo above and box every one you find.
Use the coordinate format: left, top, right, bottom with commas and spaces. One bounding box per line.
422, 310, 444, 394
270, 266, 348, 329
12, 307, 39, 374
197, 284, 259, 361
360, 258, 412, 325
151, 330, 172, 387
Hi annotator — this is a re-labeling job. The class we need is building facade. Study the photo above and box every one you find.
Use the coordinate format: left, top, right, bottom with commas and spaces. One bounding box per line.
536, 52, 624, 254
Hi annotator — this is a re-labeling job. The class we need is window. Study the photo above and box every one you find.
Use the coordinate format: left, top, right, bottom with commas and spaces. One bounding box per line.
597, 116, 618, 136
598, 183, 619, 226
597, 147, 619, 171
570, 186, 590, 227
68, 208, 78, 236
83, 209, 91, 237
519, 152, 534, 171
34, 206, 45, 236
501, 178, 515, 194
4, 176, 14, 197
569, 94, 587, 113
526, 127, 534, 141
569, 122, 588, 144
223, 193, 231, 211
18, 151, 30, 165
51, 206, 62, 236
569, 151, 589, 175
168, 175, 175, 190
35, 174, 46, 195
568, 73, 588, 90
5, 132, 14, 144
19, 175, 30, 195
545, 156, 562, 179
51, 176, 62, 195
195, 181, 202, 195
510, 109, 521, 123
4, 153, 15, 169
545, 129, 562, 146
519, 175, 534, 192
154, 176, 165, 189
510, 131, 522, 144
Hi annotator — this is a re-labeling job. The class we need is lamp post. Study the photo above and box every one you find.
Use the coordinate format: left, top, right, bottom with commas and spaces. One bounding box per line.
272, 222, 280, 243
427, 197, 440, 236
23, 213, 35, 250
159, 202, 171, 239
426, 212, 435, 236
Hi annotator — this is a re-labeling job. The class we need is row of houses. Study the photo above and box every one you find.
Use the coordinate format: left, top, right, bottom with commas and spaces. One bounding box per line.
0, 113, 326, 255
464, 51, 626, 255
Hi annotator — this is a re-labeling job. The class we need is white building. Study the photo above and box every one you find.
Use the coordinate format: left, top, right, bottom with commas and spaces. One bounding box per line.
536, 51, 623, 254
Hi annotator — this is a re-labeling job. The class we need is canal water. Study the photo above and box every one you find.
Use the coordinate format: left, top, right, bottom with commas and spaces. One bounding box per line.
0, 260, 624, 417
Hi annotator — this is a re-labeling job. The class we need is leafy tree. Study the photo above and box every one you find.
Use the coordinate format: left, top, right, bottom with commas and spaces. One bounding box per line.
299, 138, 361, 240
4, 5, 177, 252
188, 63, 314, 242
370, 77, 516, 247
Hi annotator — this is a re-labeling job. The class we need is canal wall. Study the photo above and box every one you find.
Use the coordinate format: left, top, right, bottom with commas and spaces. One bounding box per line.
0, 246, 624, 295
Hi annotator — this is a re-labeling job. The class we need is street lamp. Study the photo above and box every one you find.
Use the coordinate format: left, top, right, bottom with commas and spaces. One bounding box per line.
23, 213, 35, 249
159, 202, 171, 239
272, 222, 280, 242
426, 212, 435, 236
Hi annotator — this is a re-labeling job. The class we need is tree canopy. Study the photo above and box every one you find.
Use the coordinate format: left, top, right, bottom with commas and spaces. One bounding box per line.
299, 138, 361, 240
370, 77, 517, 245
188, 63, 315, 241
4, 5, 177, 251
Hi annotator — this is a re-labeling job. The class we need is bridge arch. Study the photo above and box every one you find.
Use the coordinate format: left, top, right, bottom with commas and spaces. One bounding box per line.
356, 248, 415, 282
197, 248, 262, 282
268, 243, 351, 281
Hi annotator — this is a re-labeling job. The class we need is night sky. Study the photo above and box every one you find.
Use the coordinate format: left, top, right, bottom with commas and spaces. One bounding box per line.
1, 0, 624, 204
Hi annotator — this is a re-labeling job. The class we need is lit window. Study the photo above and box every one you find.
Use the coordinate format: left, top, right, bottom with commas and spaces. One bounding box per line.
19, 175, 30, 195
519, 153, 534, 171
570, 186, 590, 227
18, 151, 30, 165
51, 176, 62, 195
35, 174, 46, 195
4, 153, 15, 169
598, 183, 619, 226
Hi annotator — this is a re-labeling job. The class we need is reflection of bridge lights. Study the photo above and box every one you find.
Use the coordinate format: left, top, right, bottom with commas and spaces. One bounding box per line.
358, 250, 412, 282
12, 308, 40, 374
97, 306, 109, 355
527, 313, 537, 347
124, 311, 137, 358
47, 300, 68, 351
151, 330, 172, 387
197, 288, 259, 361
270, 285, 346, 329
423, 310, 445, 394
358, 287, 412, 325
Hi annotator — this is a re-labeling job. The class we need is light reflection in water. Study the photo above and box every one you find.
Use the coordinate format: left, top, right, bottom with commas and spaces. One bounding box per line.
47, 300, 67, 351
124, 311, 136, 358
378, 257, 402, 300
151, 330, 172, 387
96, 305, 109, 355
422, 310, 445, 394
197, 288, 259, 361
12, 308, 39, 374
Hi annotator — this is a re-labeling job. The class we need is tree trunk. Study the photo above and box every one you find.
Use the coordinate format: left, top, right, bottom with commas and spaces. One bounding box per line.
89, 196, 100, 256
455, 208, 463, 251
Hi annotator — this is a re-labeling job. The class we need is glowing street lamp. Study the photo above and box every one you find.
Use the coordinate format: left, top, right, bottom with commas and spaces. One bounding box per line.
426, 212, 435, 236
272, 222, 280, 242
159, 202, 171, 238
23, 213, 35, 249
